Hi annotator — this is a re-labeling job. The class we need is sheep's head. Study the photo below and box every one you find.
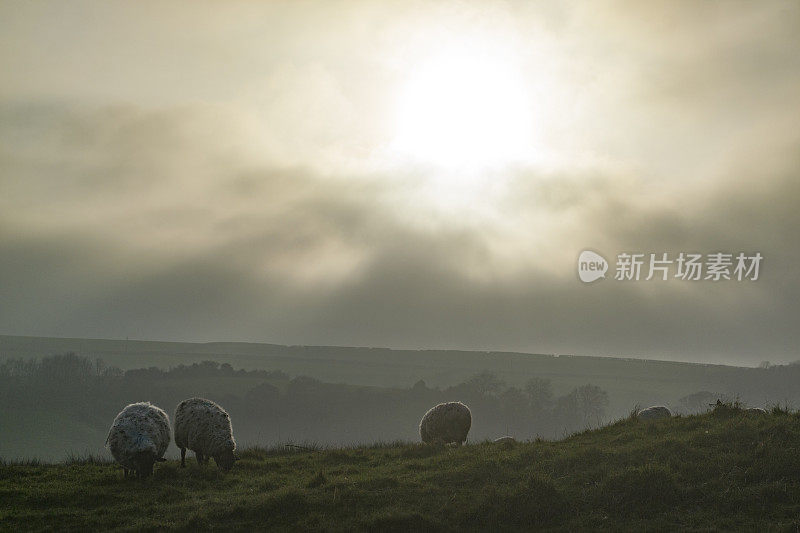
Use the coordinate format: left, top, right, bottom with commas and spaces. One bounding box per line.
214, 448, 237, 471
132, 451, 158, 478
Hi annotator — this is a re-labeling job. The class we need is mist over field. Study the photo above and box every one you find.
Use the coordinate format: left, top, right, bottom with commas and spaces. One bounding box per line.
2, 335, 799, 461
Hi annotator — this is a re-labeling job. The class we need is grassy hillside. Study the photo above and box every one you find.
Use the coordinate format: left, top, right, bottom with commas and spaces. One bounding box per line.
2, 406, 799, 531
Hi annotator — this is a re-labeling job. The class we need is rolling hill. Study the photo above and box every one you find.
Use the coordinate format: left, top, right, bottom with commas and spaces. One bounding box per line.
1, 405, 798, 531
2, 334, 798, 419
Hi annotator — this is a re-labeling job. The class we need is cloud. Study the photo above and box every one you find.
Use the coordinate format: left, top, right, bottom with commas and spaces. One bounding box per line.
1, 2, 799, 365
0, 100, 799, 366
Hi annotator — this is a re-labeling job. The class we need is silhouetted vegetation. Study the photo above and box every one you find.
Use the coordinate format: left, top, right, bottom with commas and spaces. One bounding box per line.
3, 347, 800, 461
0, 353, 611, 460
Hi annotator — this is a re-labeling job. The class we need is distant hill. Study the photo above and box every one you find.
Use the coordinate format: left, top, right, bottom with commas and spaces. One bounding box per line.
2, 407, 799, 531
1, 334, 798, 418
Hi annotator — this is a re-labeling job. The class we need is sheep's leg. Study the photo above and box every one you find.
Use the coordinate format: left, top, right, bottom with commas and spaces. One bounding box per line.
123, 468, 128, 478
180, 448, 186, 468
196, 452, 204, 466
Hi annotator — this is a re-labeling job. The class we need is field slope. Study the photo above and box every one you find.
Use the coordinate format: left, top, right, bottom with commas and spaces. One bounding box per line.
2, 407, 800, 531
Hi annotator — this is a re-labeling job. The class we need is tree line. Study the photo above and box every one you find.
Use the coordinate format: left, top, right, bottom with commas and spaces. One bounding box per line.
0, 353, 611, 458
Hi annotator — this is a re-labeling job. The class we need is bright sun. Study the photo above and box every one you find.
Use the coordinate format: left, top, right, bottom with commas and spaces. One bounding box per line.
392, 44, 534, 171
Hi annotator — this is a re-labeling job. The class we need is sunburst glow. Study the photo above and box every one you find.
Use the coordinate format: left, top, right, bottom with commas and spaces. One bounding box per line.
392, 43, 535, 170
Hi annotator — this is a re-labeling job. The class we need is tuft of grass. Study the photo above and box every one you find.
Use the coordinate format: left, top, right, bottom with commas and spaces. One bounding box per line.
362, 511, 440, 532
397, 443, 444, 459
710, 398, 744, 418
600, 464, 683, 516
0, 457, 43, 467
305, 470, 327, 488
768, 402, 793, 415
63, 453, 112, 466
469, 473, 569, 528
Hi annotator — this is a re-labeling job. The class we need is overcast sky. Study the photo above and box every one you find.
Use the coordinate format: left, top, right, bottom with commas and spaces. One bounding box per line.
1, 1, 798, 366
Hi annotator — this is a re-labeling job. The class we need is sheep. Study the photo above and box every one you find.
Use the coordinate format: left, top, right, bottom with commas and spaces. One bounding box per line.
746, 407, 767, 415
105, 402, 171, 478
636, 405, 672, 420
174, 397, 237, 471
419, 401, 471, 445
494, 436, 516, 444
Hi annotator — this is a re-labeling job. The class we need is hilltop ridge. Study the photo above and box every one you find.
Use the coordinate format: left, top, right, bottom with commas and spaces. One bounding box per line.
1, 334, 796, 416
2, 406, 799, 531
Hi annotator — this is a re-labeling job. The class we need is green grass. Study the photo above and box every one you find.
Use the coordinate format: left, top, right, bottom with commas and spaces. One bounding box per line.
2, 407, 800, 531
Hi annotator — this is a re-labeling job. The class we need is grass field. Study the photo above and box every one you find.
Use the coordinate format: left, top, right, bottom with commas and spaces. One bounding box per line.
2, 406, 800, 531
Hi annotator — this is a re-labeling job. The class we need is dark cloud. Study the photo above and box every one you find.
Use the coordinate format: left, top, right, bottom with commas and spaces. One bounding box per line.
2, 0, 800, 366
1, 99, 798, 366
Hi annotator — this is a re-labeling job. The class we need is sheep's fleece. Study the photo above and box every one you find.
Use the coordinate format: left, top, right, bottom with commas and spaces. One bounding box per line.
419, 401, 472, 444
106, 402, 170, 474
174, 397, 236, 459
637, 405, 672, 420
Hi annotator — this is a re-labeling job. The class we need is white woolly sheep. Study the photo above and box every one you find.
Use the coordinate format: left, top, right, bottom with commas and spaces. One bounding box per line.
637, 405, 672, 420
105, 402, 171, 478
494, 436, 516, 444
419, 401, 471, 445
174, 397, 237, 471
746, 407, 767, 414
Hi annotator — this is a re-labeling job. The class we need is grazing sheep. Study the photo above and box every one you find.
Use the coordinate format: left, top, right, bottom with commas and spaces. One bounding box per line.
494, 436, 516, 444
106, 402, 171, 478
746, 407, 767, 414
637, 405, 672, 420
419, 401, 471, 445
174, 398, 237, 471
